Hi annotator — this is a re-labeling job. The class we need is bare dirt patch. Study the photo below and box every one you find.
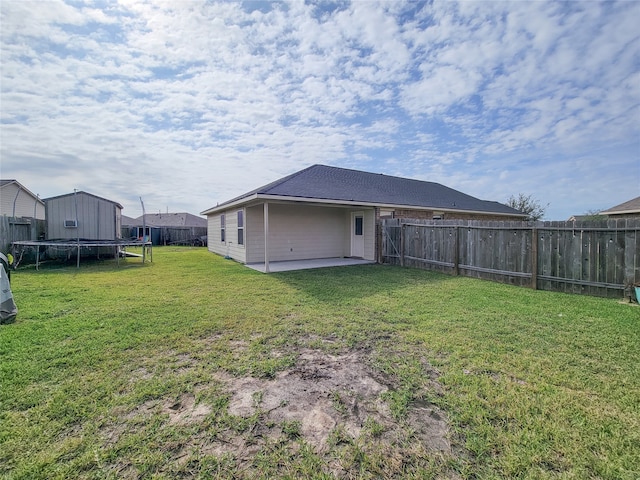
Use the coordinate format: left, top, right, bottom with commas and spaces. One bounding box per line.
100, 345, 455, 477
213, 348, 451, 455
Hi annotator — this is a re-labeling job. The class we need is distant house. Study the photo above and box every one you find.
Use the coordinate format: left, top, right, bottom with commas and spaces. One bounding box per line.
599, 196, 640, 219
201, 164, 525, 271
44, 191, 123, 241
124, 213, 207, 245
0, 179, 45, 220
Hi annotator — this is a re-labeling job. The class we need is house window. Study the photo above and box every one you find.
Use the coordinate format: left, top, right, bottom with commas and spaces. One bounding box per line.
237, 210, 244, 245
220, 214, 225, 242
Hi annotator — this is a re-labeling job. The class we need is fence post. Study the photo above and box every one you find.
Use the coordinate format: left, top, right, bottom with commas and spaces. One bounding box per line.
400, 223, 405, 267
531, 227, 538, 290
453, 227, 460, 276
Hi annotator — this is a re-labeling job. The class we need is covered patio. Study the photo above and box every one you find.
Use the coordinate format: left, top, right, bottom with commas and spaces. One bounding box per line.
246, 257, 375, 273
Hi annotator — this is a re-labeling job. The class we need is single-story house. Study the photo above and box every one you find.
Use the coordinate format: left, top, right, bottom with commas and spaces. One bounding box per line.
201, 164, 526, 272
0, 179, 45, 219
122, 212, 207, 245
599, 196, 640, 219
44, 191, 123, 241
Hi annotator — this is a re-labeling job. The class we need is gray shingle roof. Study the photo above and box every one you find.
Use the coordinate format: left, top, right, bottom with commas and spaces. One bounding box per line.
43, 191, 123, 209
600, 196, 640, 215
135, 213, 207, 228
206, 164, 524, 216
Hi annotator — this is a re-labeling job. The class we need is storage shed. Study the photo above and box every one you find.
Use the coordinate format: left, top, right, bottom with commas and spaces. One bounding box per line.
44, 191, 123, 241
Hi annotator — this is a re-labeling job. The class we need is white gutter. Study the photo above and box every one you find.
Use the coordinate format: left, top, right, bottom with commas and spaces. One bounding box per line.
599, 209, 640, 216
201, 193, 526, 218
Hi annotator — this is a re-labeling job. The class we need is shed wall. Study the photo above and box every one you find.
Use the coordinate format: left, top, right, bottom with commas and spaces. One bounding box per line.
46, 193, 120, 240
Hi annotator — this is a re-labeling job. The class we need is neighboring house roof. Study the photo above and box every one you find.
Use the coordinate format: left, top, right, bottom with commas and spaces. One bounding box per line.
44, 191, 124, 209
121, 215, 138, 226
202, 164, 525, 217
0, 179, 45, 206
599, 196, 640, 216
134, 213, 207, 228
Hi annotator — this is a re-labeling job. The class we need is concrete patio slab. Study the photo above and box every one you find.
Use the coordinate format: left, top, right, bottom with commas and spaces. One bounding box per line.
246, 258, 375, 273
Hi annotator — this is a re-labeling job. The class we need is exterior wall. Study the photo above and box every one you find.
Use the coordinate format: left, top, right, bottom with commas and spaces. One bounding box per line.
265, 203, 349, 262
209, 202, 376, 264
363, 209, 376, 260
1, 183, 45, 219
245, 205, 265, 264
46, 193, 120, 240
207, 209, 247, 263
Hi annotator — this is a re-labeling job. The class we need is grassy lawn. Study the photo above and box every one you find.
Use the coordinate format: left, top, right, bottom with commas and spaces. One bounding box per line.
1, 247, 638, 479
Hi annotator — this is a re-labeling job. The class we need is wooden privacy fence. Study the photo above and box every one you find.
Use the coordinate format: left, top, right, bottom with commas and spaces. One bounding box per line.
380, 218, 640, 299
0, 216, 45, 254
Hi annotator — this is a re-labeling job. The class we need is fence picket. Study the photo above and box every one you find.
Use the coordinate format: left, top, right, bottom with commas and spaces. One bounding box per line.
381, 218, 640, 299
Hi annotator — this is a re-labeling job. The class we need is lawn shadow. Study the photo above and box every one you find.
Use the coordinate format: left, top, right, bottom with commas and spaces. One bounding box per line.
272, 263, 452, 304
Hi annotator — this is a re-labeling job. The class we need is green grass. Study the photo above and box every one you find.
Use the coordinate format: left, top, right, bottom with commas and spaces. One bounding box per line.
1, 247, 639, 479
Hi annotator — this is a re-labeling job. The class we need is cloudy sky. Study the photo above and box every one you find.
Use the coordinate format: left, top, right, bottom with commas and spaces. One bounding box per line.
1, 0, 638, 220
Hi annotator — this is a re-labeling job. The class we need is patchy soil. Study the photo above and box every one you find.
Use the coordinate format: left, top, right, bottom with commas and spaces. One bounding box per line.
216, 348, 451, 454
101, 345, 455, 477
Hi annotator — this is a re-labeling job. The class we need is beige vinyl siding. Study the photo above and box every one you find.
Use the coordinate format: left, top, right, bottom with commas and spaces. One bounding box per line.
267, 204, 346, 261
247, 203, 374, 263
209, 202, 376, 264
246, 205, 265, 263
247, 203, 346, 263
207, 214, 221, 253
1, 184, 45, 219
206, 210, 246, 263
363, 209, 375, 260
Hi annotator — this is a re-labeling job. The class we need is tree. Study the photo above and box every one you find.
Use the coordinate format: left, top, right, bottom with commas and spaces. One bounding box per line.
506, 193, 548, 221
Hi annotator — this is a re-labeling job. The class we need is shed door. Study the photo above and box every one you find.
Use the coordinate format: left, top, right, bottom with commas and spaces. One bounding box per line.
350, 212, 364, 258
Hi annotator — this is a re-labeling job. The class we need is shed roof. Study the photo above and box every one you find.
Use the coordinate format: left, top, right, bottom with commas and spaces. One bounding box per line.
600, 196, 640, 215
202, 164, 524, 217
44, 191, 123, 210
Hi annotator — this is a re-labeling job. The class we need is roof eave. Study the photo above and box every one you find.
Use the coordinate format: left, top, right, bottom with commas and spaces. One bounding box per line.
202, 194, 526, 218
201, 193, 260, 215
599, 209, 640, 215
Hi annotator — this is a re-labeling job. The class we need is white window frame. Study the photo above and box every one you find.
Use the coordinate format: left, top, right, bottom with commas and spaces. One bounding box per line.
237, 210, 244, 246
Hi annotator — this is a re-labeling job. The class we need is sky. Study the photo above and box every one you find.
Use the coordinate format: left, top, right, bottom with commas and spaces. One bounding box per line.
1, 0, 639, 221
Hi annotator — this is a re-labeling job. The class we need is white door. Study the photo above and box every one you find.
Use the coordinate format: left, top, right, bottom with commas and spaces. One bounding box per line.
350, 212, 365, 258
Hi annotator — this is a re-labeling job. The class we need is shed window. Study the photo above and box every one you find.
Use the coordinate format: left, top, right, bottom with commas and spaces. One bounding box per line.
237, 211, 244, 245
220, 214, 225, 242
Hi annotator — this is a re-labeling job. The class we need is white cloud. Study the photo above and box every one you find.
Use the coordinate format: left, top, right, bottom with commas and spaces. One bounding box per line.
1, 0, 638, 220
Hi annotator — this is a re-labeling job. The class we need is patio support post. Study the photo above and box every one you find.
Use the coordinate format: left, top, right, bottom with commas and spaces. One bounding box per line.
264, 202, 270, 273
